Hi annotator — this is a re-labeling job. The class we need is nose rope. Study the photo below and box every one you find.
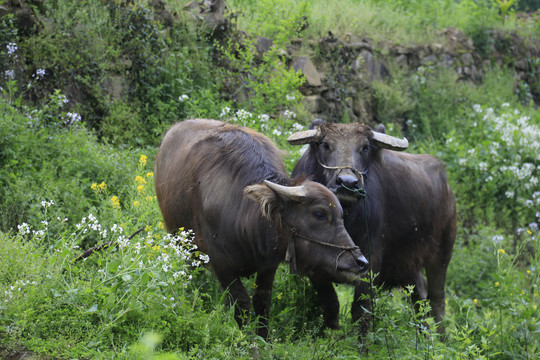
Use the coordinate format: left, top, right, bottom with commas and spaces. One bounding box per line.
287, 227, 360, 251
317, 158, 374, 328
317, 159, 366, 179
317, 159, 367, 198
285, 226, 361, 272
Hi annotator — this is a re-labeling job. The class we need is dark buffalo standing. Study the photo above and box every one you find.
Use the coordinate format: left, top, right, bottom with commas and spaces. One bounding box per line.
288, 121, 457, 334
154, 119, 368, 338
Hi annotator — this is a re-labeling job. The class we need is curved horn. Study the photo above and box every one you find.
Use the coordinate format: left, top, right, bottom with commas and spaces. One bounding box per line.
264, 180, 306, 201
287, 128, 322, 145
371, 131, 409, 151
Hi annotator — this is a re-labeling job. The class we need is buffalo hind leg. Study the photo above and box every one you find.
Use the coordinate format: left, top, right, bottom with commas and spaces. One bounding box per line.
310, 276, 340, 329
425, 263, 450, 334
253, 269, 277, 339
426, 222, 456, 334
218, 274, 251, 330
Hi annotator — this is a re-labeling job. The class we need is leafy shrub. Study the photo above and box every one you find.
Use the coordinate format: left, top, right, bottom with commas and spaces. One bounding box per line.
0, 97, 137, 237
440, 103, 538, 228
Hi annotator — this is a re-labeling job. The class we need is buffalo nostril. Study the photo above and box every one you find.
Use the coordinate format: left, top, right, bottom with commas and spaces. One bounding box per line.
356, 255, 369, 273
337, 175, 359, 189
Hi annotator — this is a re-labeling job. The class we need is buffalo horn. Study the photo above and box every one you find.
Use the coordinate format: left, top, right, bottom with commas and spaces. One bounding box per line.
286, 128, 321, 145
264, 180, 306, 201
371, 131, 409, 151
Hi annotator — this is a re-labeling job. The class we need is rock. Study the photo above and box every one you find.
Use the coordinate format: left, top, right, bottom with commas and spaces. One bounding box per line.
442, 54, 455, 67
256, 36, 273, 55
461, 53, 474, 66
430, 43, 444, 54
304, 95, 328, 113
420, 55, 438, 65
515, 59, 528, 71
396, 54, 408, 67
293, 56, 322, 87
103, 76, 126, 100
354, 50, 389, 82
345, 42, 374, 52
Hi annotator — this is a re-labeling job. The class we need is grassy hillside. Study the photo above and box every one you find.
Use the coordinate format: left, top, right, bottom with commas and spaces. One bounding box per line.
0, 0, 539, 358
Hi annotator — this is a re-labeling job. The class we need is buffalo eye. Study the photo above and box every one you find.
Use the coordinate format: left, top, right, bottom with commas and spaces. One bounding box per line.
319, 141, 330, 150
362, 145, 369, 153
312, 210, 328, 221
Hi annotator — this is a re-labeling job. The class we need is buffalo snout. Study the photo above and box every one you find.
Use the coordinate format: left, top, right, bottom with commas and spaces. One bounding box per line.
337, 249, 369, 275
336, 174, 360, 190
355, 252, 369, 273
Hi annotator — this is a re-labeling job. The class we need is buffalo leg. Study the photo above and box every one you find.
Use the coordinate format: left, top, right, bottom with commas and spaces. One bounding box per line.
310, 276, 340, 329
218, 274, 251, 329
351, 281, 372, 336
412, 270, 428, 313
426, 223, 456, 333
253, 269, 277, 339
425, 263, 449, 333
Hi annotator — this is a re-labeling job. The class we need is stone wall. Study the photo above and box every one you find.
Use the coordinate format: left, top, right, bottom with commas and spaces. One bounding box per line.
277, 28, 540, 125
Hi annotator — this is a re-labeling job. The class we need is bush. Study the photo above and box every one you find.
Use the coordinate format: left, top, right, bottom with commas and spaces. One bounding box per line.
0, 97, 137, 237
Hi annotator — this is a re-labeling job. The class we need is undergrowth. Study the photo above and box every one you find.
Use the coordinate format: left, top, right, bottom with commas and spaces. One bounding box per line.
1, 0, 539, 358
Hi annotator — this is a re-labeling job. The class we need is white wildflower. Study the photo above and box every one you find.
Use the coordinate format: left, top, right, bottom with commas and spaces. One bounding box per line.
17, 223, 30, 235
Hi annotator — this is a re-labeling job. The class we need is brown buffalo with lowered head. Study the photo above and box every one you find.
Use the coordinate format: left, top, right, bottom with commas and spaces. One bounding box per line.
288, 120, 457, 335
154, 119, 368, 338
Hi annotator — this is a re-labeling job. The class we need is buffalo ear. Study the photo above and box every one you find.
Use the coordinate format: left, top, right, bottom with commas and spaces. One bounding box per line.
374, 124, 386, 134
309, 118, 325, 130
244, 183, 283, 226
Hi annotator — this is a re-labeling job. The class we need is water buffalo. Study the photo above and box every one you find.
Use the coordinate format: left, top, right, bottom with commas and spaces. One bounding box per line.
154, 119, 368, 338
288, 120, 456, 335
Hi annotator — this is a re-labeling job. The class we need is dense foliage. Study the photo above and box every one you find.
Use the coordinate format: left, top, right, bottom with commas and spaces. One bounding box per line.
0, 0, 539, 358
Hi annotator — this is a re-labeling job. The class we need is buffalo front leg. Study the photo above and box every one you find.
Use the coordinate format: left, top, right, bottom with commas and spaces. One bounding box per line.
412, 270, 428, 313
351, 281, 372, 337
310, 276, 340, 329
253, 269, 277, 339
218, 274, 251, 330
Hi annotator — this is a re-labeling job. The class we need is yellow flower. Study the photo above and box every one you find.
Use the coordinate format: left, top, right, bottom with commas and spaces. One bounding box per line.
146, 172, 154, 178
139, 154, 147, 167
534, 305, 538, 310
135, 175, 146, 184
137, 185, 145, 193
158, 221, 164, 230
91, 183, 98, 191
498, 249, 505, 255
152, 245, 161, 251
277, 292, 283, 300
99, 182, 107, 190
110, 196, 120, 208
145, 225, 152, 232
527, 270, 531, 275
495, 282, 500, 287
527, 229, 532, 235
133, 201, 140, 207
145, 196, 154, 202
473, 299, 479, 306
521, 290, 525, 295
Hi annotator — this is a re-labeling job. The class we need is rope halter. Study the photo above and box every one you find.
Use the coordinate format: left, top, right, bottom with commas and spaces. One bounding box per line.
284, 224, 361, 274
317, 159, 367, 198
